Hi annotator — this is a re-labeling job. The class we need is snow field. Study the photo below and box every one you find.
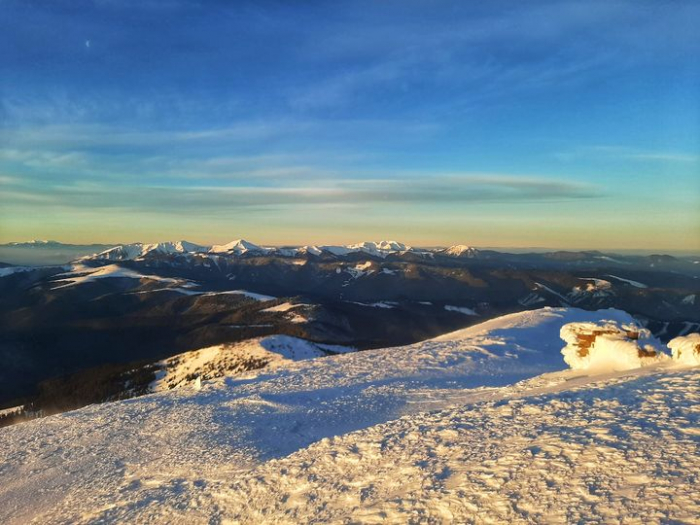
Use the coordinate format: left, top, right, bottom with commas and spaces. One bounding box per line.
0, 307, 698, 524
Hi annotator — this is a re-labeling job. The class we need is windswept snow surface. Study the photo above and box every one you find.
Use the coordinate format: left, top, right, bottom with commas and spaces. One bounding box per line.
1, 308, 698, 524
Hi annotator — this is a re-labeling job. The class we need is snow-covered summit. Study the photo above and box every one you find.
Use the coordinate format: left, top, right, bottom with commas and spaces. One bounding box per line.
86, 240, 207, 261
209, 239, 267, 255
439, 244, 480, 258
0, 307, 698, 523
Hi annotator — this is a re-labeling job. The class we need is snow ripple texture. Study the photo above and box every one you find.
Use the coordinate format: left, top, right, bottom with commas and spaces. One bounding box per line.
0, 308, 698, 524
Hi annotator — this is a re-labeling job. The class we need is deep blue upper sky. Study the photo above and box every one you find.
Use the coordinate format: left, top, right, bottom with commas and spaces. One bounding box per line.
1, 0, 698, 250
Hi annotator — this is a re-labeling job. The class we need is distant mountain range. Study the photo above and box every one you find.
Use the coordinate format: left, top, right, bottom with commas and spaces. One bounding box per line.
1, 237, 698, 412
2, 238, 698, 265
85, 239, 435, 261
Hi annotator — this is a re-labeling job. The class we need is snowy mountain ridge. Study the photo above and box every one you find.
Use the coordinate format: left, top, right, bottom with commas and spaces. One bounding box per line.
86, 240, 209, 261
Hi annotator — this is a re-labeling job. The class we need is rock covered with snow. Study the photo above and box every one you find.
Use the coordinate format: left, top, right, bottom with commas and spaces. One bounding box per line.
560, 320, 666, 371
668, 333, 700, 366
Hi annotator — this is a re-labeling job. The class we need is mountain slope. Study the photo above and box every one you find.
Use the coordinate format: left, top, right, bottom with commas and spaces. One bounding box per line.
2, 308, 697, 523
223, 367, 699, 524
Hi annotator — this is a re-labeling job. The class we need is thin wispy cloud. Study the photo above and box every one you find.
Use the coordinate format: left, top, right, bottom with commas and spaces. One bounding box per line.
1, 172, 600, 216
557, 146, 699, 164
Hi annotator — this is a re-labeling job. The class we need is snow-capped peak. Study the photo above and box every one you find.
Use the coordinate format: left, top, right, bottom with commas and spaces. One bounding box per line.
440, 245, 480, 258
209, 239, 265, 254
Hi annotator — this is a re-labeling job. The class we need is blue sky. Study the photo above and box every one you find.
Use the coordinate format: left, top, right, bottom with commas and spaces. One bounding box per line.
1, 0, 699, 251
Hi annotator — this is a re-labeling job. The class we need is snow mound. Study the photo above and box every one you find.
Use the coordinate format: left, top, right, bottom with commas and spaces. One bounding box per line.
151, 335, 352, 392
560, 321, 666, 371
668, 333, 700, 366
